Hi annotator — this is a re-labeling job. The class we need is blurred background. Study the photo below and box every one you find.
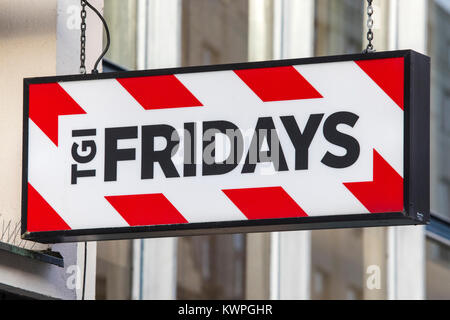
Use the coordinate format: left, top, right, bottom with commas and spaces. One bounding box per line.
95, 0, 449, 300
0, 0, 447, 300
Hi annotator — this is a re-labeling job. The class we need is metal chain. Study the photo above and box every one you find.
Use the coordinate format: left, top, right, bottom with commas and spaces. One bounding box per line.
79, 0, 110, 74
80, 0, 87, 74
363, 0, 375, 53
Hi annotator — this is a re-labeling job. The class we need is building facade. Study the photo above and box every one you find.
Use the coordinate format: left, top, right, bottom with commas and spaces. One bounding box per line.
0, 0, 448, 300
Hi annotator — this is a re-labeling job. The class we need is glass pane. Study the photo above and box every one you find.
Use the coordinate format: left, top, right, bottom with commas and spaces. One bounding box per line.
181, 0, 249, 66
177, 234, 246, 299
103, 0, 138, 69
428, 0, 450, 219
426, 237, 450, 299
426, 0, 450, 300
314, 0, 364, 56
176, 0, 250, 300
311, 0, 368, 300
311, 229, 364, 299
96, 240, 132, 299
95, 0, 138, 300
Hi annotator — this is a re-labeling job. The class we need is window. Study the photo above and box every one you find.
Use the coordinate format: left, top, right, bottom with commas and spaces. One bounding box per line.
428, 0, 450, 219
177, 234, 246, 299
95, 1, 139, 300
311, 0, 368, 300
314, 0, 364, 56
426, 237, 450, 299
96, 240, 132, 300
176, 0, 250, 300
426, 0, 450, 300
312, 268, 329, 299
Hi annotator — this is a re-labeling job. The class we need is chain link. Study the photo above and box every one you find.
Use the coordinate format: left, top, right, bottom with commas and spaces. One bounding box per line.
363, 0, 375, 53
80, 0, 87, 74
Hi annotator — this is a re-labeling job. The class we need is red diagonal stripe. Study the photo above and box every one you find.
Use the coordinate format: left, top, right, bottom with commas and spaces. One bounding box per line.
355, 57, 404, 110
234, 66, 322, 102
223, 186, 308, 220
105, 194, 188, 226
29, 83, 86, 146
117, 75, 203, 110
27, 183, 71, 232
343, 150, 403, 213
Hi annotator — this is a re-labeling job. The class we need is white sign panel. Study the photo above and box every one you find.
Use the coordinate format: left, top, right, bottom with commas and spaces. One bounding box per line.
22, 50, 430, 243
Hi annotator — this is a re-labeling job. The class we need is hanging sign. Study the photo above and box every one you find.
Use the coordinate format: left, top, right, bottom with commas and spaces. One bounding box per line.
22, 50, 430, 243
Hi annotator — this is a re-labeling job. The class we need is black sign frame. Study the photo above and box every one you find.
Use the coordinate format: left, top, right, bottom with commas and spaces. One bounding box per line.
22, 50, 430, 243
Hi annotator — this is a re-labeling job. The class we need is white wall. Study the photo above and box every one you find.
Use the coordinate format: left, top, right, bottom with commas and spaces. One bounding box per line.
0, 0, 102, 299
